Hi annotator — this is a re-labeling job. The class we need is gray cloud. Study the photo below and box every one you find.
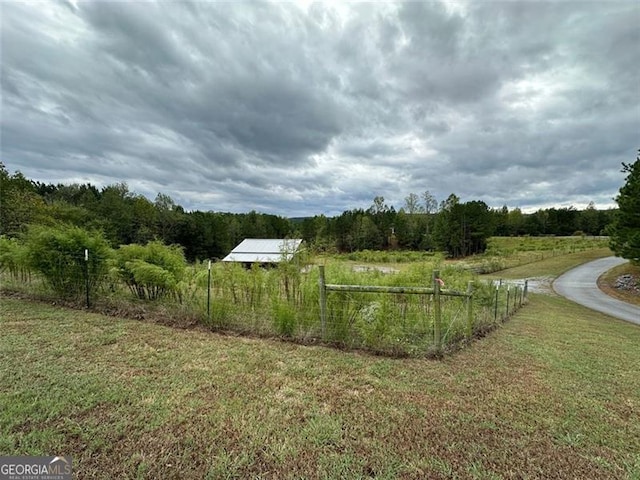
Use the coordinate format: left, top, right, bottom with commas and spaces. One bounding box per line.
1, 1, 638, 217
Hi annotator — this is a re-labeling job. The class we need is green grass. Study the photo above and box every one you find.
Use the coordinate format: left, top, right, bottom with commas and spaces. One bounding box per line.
428, 237, 609, 276
487, 235, 609, 253
483, 247, 612, 279
1, 290, 638, 478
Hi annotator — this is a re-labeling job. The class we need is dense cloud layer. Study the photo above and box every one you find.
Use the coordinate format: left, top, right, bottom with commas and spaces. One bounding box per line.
2, 1, 638, 216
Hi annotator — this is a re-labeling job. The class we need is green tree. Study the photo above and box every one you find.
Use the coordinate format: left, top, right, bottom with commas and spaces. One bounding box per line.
331, 209, 362, 252
300, 215, 330, 250
131, 195, 158, 244
433, 195, 493, 257
98, 183, 135, 245
609, 154, 640, 265
421, 191, 438, 248
367, 196, 396, 248
433, 194, 461, 256
155, 193, 181, 243
507, 207, 525, 236
462, 200, 494, 255
579, 201, 600, 235
0, 163, 48, 236
354, 214, 383, 250
494, 205, 510, 236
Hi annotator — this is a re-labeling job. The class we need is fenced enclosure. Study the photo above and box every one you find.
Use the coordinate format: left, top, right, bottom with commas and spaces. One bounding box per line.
317, 266, 527, 355
0, 240, 528, 357
318, 266, 474, 355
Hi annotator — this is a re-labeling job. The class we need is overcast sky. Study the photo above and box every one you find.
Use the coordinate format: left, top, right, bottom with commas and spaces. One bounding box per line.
2, 1, 638, 216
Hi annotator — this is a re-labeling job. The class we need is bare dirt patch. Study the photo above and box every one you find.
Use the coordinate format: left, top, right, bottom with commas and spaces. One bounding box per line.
351, 265, 399, 274
496, 277, 554, 295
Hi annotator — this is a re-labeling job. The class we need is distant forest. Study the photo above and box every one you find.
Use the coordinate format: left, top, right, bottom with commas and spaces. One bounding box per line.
1, 163, 615, 260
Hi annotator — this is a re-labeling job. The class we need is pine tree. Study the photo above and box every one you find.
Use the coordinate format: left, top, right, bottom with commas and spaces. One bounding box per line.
609, 152, 640, 265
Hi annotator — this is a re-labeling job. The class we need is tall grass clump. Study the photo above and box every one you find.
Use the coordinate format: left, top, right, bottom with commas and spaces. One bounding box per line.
112, 241, 186, 301
191, 255, 318, 337
0, 235, 31, 283
338, 250, 439, 264
24, 225, 111, 301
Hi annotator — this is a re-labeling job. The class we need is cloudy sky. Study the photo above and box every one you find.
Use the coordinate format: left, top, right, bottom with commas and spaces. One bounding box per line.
2, 1, 638, 216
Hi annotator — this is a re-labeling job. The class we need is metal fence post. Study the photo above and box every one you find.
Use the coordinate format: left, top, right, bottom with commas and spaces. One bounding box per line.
466, 280, 473, 339
318, 265, 327, 339
494, 284, 499, 322
84, 248, 90, 308
433, 270, 441, 351
207, 260, 211, 319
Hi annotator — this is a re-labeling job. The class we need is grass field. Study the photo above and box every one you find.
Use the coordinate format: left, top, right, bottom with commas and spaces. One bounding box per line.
1, 250, 639, 479
483, 247, 612, 280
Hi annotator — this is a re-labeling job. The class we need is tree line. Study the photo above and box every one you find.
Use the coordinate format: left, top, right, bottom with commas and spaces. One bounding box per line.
1, 162, 616, 260
0, 164, 291, 261
299, 193, 614, 257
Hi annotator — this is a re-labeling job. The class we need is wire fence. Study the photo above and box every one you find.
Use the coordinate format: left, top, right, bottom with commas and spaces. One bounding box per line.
317, 266, 526, 355
0, 249, 112, 305
0, 248, 528, 357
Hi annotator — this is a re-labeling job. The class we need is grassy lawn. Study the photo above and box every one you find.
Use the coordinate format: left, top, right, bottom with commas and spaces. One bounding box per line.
1, 289, 639, 478
483, 247, 612, 280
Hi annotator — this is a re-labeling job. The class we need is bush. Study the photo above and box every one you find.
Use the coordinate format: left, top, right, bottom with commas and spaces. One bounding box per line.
0, 236, 31, 281
272, 300, 296, 337
25, 225, 111, 300
113, 241, 186, 300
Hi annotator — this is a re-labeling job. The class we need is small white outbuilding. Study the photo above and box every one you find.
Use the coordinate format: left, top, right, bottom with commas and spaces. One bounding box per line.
221, 238, 303, 265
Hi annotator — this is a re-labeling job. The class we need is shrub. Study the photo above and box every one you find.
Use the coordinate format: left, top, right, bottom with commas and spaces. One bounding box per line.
0, 236, 31, 281
113, 241, 186, 300
272, 300, 296, 337
25, 225, 111, 300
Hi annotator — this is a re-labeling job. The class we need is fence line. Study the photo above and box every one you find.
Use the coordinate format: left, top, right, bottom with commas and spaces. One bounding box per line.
318, 266, 481, 353
2, 247, 530, 357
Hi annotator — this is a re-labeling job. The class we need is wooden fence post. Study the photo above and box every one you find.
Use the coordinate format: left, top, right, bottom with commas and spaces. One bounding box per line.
466, 281, 473, 339
318, 265, 327, 339
524, 280, 528, 302
494, 283, 499, 322
433, 270, 441, 351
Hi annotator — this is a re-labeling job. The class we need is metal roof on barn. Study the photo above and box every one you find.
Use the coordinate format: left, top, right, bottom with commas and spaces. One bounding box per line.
221, 238, 303, 263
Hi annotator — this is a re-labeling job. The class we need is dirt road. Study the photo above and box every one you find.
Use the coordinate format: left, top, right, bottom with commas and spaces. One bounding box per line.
553, 256, 640, 326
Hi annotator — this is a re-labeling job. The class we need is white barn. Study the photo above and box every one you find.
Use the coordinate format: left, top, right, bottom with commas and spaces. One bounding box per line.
221, 238, 303, 265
